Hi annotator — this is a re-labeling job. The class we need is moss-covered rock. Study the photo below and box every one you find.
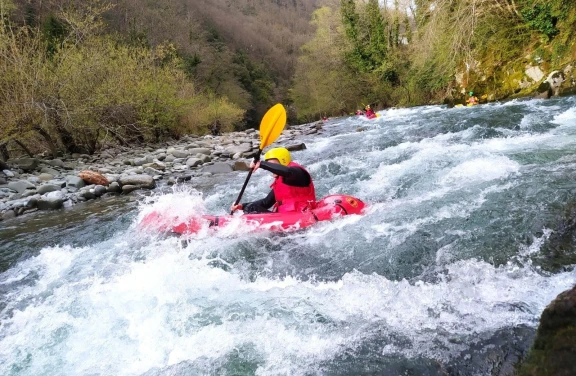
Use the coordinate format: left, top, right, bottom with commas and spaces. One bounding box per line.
517, 285, 576, 376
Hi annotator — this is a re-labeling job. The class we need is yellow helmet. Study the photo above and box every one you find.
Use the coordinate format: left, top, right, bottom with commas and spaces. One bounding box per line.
264, 147, 291, 166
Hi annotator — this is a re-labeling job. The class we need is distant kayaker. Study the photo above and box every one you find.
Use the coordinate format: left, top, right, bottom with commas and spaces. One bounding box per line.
231, 147, 316, 213
467, 92, 478, 106
355, 110, 364, 115
364, 105, 376, 117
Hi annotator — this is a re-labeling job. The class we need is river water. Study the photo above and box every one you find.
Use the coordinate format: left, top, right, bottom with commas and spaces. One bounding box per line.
1, 97, 576, 375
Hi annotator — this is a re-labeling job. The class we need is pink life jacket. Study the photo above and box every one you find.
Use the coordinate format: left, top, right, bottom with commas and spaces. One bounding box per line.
270, 161, 316, 213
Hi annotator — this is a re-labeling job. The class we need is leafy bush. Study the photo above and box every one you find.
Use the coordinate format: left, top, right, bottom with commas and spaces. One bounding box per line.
520, 2, 559, 40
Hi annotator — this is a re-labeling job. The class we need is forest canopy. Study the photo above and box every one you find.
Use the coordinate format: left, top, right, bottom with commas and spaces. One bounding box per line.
291, 0, 576, 121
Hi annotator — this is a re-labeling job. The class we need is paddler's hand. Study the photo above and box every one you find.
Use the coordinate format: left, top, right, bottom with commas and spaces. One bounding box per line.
250, 160, 261, 171
231, 203, 243, 212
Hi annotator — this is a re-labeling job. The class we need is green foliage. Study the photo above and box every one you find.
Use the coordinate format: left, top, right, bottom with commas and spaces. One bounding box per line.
0, 0, 16, 24
41, 14, 67, 56
365, 0, 387, 66
182, 53, 201, 78
233, 51, 274, 104
0, 1, 245, 157
291, 6, 366, 121
340, 0, 388, 74
520, 2, 559, 40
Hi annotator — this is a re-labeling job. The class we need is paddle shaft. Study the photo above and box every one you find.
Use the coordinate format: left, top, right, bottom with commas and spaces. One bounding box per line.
231, 150, 262, 214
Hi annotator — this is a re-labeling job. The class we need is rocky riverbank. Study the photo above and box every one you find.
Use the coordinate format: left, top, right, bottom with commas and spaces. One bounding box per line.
0, 121, 324, 222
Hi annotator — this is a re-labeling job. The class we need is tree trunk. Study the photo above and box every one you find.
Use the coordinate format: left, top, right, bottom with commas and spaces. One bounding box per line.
50, 107, 82, 153
55, 124, 82, 153
103, 126, 129, 146
33, 126, 58, 158
13, 139, 35, 158
0, 142, 10, 161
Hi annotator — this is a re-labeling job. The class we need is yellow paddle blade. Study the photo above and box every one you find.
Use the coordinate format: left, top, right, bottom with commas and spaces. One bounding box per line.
259, 103, 287, 150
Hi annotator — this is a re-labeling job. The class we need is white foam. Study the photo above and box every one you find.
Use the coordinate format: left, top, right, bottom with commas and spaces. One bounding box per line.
2, 238, 572, 376
551, 107, 576, 126
439, 157, 520, 186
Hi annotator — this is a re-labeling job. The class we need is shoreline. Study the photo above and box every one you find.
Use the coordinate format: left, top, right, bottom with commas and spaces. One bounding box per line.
0, 121, 324, 224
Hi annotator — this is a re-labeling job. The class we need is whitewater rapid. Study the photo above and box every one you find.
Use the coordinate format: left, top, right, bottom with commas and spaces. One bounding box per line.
1, 97, 576, 375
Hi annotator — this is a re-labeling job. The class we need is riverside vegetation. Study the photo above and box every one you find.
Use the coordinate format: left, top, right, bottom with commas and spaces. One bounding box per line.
1, 0, 576, 159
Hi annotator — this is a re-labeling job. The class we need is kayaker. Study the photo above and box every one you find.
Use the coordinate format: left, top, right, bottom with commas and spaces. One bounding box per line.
355, 110, 364, 115
467, 92, 478, 105
230, 147, 316, 213
364, 105, 376, 117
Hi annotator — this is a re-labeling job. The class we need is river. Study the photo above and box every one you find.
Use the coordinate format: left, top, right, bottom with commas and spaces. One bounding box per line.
1, 97, 576, 375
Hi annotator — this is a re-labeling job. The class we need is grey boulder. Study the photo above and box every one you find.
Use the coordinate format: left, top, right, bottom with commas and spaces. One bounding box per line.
37, 191, 65, 210
186, 158, 203, 168
66, 176, 86, 189
8, 180, 36, 194
202, 163, 234, 174
37, 184, 61, 195
9, 158, 38, 172
119, 174, 156, 189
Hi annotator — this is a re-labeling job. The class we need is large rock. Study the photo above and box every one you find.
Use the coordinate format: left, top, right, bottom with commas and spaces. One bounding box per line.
93, 185, 107, 197
9, 158, 38, 172
286, 143, 307, 152
186, 158, 203, 168
0, 172, 7, 185
119, 174, 156, 189
79, 189, 96, 200
66, 176, 86, 189
107, 182, 122, 193
2, 210, 16, 220
535, 71, 566, 99
45, 159, 64, 167
37, 184, 61, 195
121, 184, 139, 193
187, 147, 211, 155
197, 154, 212, 163
226, 143, 253, 155
525, 65, 545, 83
517, 285, 576, 375
233, 161, 251, 171
201, 162, 234, 174
8, 180, 36, 194
134, 157, 148, 166
79, 170, 109, 186
40, 167, 60, 176
37, 191, 65, 210
38, 173, 54, 181
142, 162, 166, 171
171, 150, 190, 158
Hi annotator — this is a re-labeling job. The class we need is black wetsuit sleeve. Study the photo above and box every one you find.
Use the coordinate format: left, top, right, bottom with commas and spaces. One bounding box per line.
259, 161, 310, 187
242, 190, 276, 210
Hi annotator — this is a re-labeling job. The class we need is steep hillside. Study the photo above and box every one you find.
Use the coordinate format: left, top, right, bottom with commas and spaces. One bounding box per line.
10, 0, 320, 127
